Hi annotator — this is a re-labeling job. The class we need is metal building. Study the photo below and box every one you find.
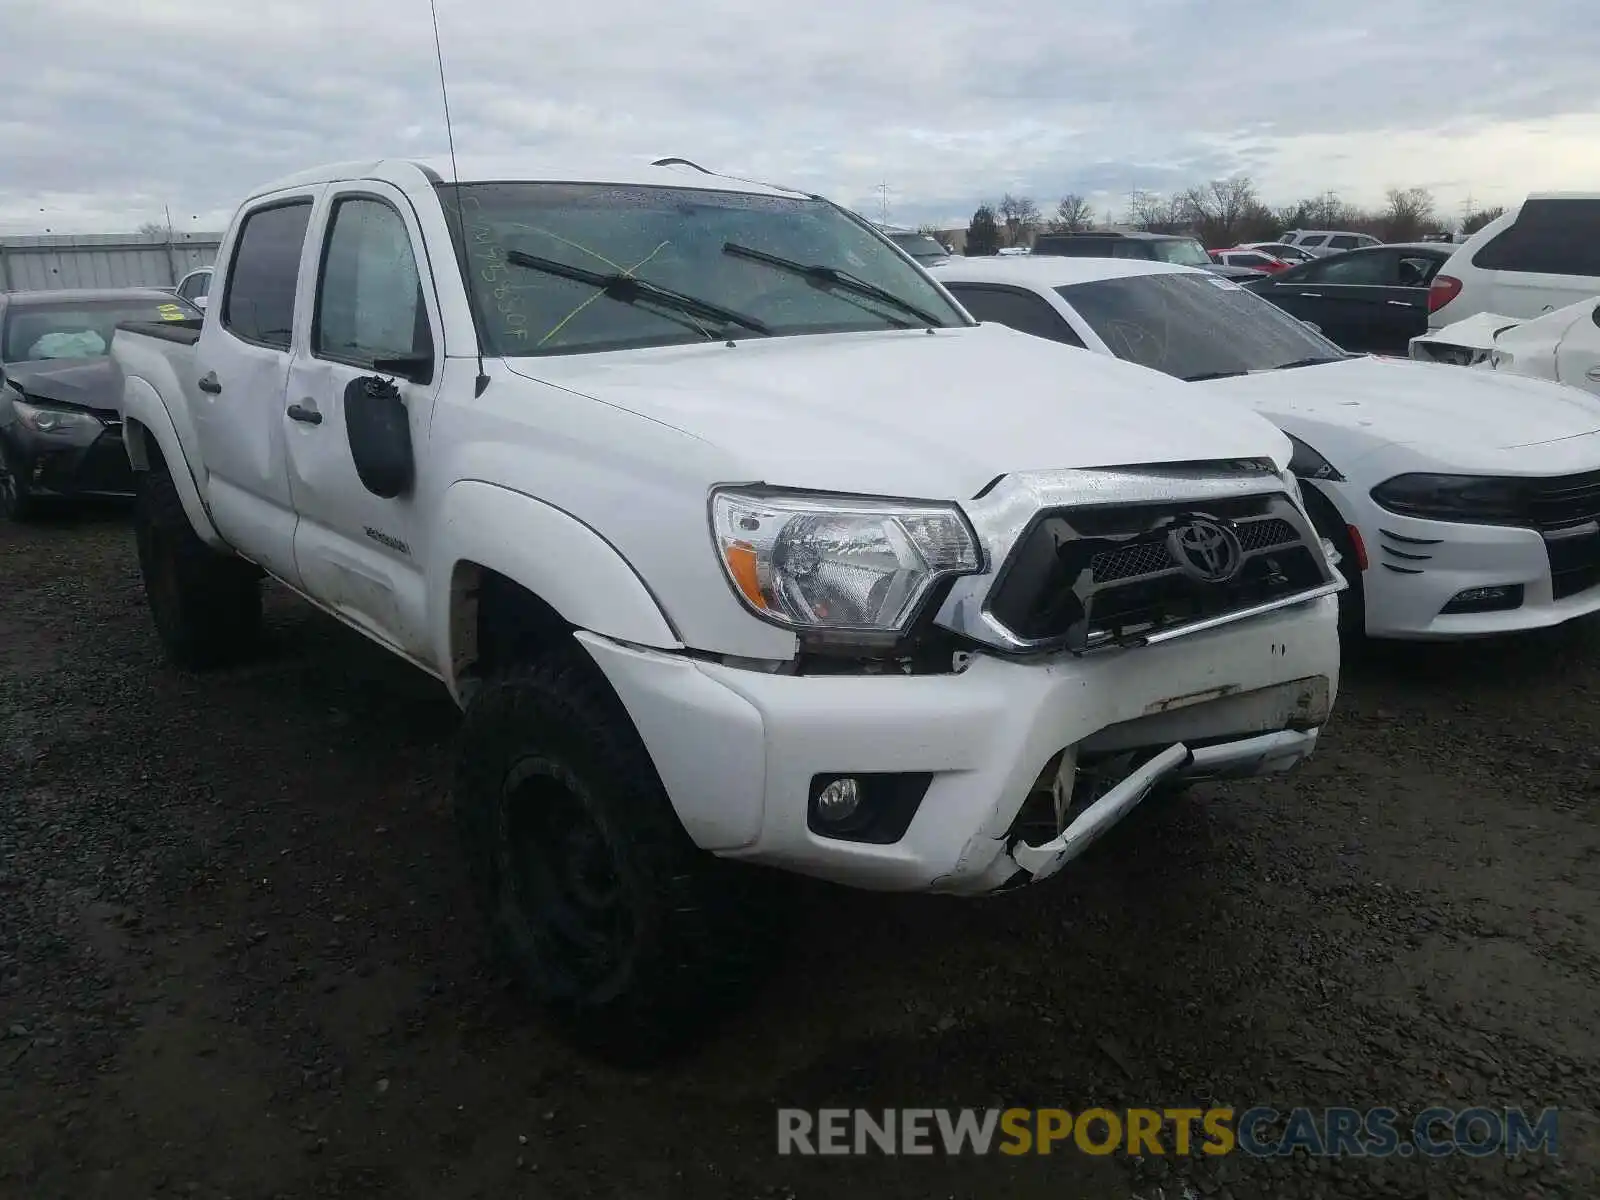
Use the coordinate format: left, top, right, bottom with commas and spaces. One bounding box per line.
0, 231, 224, 293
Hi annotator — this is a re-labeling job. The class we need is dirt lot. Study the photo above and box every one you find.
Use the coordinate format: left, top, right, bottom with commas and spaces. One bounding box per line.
1, 508, 1597, 1200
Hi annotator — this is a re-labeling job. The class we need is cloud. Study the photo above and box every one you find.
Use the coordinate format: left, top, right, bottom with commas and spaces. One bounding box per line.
1, 0, 1597, 234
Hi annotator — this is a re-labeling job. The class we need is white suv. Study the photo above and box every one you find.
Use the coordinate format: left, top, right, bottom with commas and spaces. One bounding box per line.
1279, 231, 1382, 258
1427, 193, 1600, 330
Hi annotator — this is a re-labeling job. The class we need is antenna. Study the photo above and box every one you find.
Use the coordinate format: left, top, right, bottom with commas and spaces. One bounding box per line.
428, 0, 490, 397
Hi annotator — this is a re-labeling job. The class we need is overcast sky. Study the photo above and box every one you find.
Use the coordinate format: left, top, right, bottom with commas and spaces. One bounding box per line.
2, 0, 1598, 236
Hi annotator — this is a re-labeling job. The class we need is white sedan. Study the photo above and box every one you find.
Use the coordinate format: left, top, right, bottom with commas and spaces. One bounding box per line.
930, 256, 1600, 640
1411, 295, 1600, 396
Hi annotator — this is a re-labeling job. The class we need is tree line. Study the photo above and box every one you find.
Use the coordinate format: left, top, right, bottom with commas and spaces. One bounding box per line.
951, 178, 1507, 256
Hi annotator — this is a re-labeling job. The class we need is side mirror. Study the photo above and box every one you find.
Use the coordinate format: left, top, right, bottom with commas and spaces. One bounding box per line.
344, 374, 414, 499
193, 295, 208, 312
372, 351, 434, 386
1301, 320, 1323, 335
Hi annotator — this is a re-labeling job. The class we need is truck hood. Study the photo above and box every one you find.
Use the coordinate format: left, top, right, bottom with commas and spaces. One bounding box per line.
2, 356, 119, 415
1194, 354, 1600, 457
504, 324, 1289, 499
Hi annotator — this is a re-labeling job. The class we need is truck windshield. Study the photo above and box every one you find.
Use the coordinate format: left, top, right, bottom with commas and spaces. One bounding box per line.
3, 296, 196, 363
439, 182, 969, 356
1055, 272, 1346, 381
889, 233, 951, 263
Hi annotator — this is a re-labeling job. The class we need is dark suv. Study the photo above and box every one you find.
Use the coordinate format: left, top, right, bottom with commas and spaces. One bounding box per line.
1030, 231, 1266, 279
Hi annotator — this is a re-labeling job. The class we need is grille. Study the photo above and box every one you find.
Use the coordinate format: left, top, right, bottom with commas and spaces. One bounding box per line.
1547, 529, 1600, 600
986, 494, 1333, 650
1090, 516, 1300, 583
1529, 472, 1600, 600
1529, 470, 1600, 531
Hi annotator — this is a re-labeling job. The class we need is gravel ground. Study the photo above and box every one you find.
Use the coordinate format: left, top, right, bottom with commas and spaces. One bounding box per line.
2, 506, 1598, 1200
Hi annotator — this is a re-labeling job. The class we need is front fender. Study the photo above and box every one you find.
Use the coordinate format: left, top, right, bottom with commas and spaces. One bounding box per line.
120, 375, 228, 551
433, 481, 682, 671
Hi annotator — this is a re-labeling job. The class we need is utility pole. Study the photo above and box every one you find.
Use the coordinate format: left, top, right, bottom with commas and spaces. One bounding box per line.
163, 203, 179, 286
874, 182, 891, 225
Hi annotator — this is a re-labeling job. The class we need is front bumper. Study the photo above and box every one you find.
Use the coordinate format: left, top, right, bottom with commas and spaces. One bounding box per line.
1327, 484, 1600, 638
577, 592, 1340, 896
3, 421, 133, 499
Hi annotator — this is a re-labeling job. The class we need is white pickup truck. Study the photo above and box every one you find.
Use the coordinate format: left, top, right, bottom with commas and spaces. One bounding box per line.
109, 155, 1343, 1059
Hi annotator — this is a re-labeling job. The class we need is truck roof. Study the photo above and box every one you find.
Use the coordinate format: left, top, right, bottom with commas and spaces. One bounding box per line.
246, 156, 813, 205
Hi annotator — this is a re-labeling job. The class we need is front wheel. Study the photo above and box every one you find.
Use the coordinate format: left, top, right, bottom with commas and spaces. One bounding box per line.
453, 651, 785, 1064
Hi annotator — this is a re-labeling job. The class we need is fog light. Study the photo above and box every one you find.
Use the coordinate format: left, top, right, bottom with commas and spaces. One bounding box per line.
814, 776, 861, 823
1441, 584, 1524, 614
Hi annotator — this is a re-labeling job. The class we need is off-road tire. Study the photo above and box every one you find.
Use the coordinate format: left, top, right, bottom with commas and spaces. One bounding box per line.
454, 649, 786, 1065
0, 440, 38, 522
133, 461, 262, 669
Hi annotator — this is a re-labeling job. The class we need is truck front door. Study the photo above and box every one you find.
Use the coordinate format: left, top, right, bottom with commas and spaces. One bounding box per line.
281, 184, 442, 661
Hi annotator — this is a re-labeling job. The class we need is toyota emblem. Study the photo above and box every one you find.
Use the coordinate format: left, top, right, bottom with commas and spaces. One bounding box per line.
1166, 518, 1244, 583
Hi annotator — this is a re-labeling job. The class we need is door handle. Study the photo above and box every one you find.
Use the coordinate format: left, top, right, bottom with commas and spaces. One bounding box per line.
1386, 300, 1412, 307
286, 401, 323, 426
197, 371, 222, 394
1586, 365, 1600, 382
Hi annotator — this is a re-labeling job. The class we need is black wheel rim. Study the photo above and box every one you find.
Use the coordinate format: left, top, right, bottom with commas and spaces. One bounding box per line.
500, 757, 634, 994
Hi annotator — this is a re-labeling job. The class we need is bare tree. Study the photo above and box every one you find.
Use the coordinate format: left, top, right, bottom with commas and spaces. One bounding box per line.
1048, 193, 1094, 233
136, 220, 167, 238
1381, 187, 1436, 242
1280, 192, 1362, 232
1180, 177, 1276, 247
996, 193, 1042, 247
1461, 205, 1506, 235
1127, 190, 1187, 234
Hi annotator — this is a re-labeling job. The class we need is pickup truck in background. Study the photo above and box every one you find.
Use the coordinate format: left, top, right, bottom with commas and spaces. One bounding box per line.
109, 156, 1343, 1061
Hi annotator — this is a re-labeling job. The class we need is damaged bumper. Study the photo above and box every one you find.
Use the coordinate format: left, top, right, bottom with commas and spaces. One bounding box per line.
1010, 729, 1316, 884
577, 591, 1340, 896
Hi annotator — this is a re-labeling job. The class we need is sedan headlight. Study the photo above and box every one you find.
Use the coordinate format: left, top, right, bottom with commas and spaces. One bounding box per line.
14, 399, 103, 437
1369, 473, 1528, 525
710, 488, 981, 635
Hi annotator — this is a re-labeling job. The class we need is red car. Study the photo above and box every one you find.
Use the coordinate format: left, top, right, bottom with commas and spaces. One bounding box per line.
1209, 247, 1292, 272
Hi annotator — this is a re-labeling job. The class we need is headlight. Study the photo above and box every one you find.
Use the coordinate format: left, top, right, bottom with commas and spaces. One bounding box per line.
1369, 473, 1528, 525
710, 488, 981, 635
15, 399, 103, 437
1285, 434, 1344, 482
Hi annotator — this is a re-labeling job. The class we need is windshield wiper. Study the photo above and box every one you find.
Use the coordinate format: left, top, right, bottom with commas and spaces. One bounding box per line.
505, 251, 770, 337
721, 242, 946, 329
1273, 355, 1347, 370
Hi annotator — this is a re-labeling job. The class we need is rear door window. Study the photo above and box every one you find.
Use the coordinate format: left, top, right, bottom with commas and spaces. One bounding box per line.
222, 201, 314, 349
1472, 199, 1600, 276
1328, 235, 1358, 251
1302, 250, 1398, 285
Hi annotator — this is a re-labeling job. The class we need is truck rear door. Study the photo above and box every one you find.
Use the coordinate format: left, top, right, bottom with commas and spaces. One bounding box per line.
191, 192, 325, 587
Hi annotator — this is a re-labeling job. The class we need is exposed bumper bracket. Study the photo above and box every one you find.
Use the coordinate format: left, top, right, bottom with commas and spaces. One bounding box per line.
1010, 729, 1319, 883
